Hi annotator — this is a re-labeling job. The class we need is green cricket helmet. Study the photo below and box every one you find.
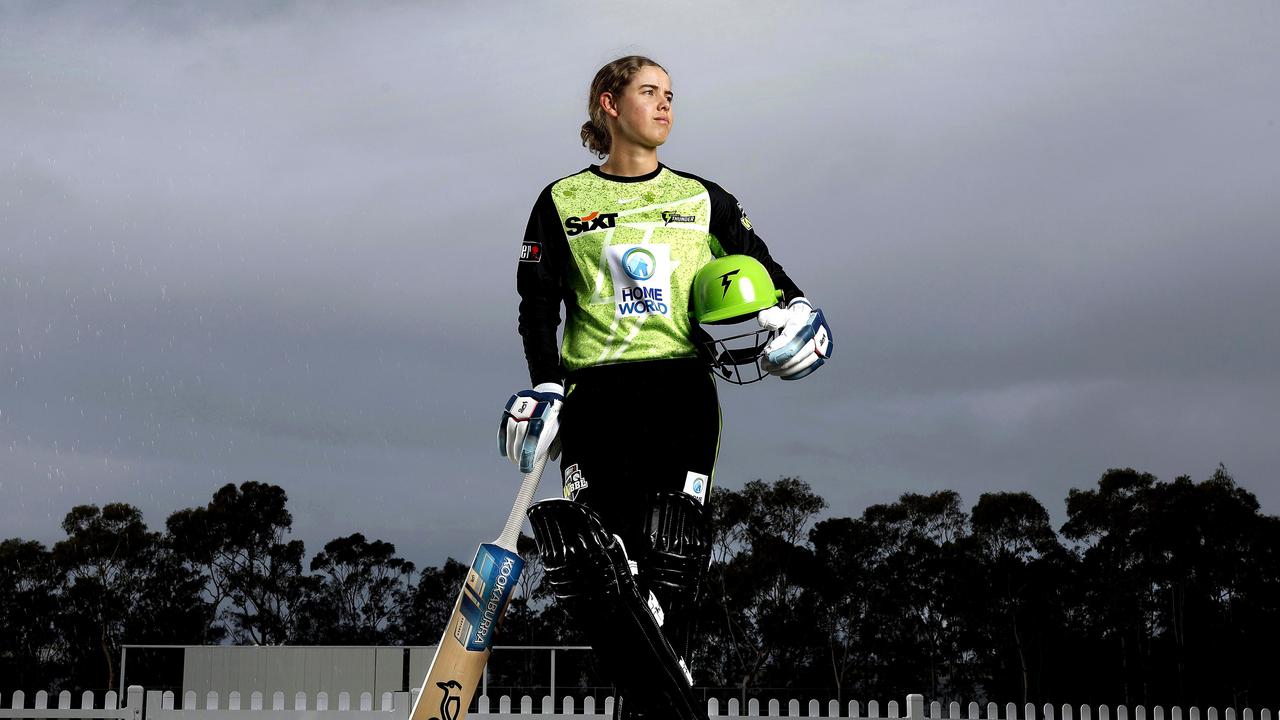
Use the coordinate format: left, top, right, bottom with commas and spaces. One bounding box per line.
691, 255, 784, 384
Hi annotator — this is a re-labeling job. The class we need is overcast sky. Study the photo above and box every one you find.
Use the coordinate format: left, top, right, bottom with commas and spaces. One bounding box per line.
2, 0, 1278, 569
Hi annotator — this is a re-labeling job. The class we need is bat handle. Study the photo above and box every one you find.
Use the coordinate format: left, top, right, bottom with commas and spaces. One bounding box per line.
495, 453, 548, 551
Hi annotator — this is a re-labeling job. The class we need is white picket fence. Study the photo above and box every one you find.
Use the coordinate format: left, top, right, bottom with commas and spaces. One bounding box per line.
0, 687, 139, 720
2, 688, 1276, 720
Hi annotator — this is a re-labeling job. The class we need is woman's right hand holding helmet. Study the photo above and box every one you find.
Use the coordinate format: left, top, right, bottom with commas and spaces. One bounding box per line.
758, 297, 833, 380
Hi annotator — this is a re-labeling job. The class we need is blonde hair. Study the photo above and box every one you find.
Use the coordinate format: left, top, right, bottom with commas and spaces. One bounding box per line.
580, 55, 667, 159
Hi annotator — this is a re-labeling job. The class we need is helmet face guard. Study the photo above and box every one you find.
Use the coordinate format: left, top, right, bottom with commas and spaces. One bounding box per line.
690, 255, 783, 385
699, 327, 776, 385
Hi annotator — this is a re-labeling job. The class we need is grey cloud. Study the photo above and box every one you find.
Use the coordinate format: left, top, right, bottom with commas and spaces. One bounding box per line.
3, 0, 1278, 566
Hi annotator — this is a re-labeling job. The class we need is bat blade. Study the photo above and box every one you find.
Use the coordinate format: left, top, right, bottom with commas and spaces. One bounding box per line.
409, 542, 525, 720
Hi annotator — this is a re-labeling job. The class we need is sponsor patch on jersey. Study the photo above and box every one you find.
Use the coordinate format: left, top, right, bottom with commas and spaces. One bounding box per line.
563, 463, 588, 500
520, 240, 542, 263
737, 201, 753, 230
565, 211, 619, 236
683, 471, 709, 504
606, 244, 672, 319
661, 211, 697, 226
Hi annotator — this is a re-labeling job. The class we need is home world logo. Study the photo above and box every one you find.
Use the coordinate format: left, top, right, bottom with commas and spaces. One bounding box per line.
622, 247, 655, 281
608, 244, 671, 319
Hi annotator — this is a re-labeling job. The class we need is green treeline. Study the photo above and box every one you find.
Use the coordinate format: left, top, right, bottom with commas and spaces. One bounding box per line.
1, 466, 1277, 708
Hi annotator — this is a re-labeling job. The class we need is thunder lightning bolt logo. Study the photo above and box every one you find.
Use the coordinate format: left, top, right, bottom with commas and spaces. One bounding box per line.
430, 680, 463, 720
718, 269, 740, 299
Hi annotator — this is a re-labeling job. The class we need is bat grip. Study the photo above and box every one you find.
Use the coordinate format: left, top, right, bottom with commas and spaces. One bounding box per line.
495, 453, 547, 551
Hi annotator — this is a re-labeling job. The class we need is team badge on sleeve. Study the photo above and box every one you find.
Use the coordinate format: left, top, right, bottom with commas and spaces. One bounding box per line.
521, 241, 542, 263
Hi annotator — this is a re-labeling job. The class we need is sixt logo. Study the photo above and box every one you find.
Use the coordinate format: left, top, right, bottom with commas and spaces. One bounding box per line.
565, 211, 618, 236
661, 211, 696, 226
718, 269, 740, 298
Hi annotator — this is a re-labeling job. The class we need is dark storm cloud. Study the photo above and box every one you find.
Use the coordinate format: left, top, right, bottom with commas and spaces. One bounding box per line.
2, 1, 1278, 566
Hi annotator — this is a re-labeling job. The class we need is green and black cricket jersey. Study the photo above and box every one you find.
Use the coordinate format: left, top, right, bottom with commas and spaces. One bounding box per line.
516, 163, 803, 386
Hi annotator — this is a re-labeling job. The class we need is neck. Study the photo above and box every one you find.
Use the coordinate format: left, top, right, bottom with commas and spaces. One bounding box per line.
599, 143, 660, 177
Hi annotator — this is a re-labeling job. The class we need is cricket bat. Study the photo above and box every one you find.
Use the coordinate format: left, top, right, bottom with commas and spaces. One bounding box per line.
408, 454, 549, 720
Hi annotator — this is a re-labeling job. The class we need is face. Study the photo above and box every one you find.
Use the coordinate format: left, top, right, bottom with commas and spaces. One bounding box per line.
603, 65, 673, 149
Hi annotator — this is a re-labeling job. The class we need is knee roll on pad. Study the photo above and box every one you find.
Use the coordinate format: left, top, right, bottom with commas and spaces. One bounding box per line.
640, 491, 713, 594
526, 498, 619, 600
526, 499, 703, 720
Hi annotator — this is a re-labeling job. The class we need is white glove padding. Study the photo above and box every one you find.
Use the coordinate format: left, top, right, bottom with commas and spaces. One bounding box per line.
497, 382, 564, 473
758, 298, 833, 380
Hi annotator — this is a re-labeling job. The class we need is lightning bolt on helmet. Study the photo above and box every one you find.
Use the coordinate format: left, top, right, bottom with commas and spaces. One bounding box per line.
691, 255, 783, 384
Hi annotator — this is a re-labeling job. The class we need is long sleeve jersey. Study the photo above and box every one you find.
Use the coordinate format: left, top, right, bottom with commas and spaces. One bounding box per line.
516, 163, 803, 386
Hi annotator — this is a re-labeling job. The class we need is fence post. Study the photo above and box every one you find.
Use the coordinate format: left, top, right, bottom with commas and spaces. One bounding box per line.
119, 648, 128, 700
127, 686, 144, 720
550, 648, 556, 702
909, 695, 926, 720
